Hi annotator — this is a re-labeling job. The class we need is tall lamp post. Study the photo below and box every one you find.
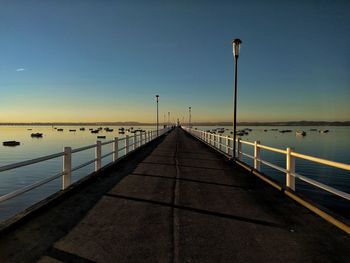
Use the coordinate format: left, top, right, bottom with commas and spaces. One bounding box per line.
156, 95, 159, 137
232, 38, 242, 159
168, 112, 170, 127
189, 107, 192, 128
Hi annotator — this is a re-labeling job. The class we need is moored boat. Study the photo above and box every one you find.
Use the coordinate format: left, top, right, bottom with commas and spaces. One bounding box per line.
319, 130, 329, 133
31, 133, 43, 138
296, 130, 306, 136
3, 141, 20, 146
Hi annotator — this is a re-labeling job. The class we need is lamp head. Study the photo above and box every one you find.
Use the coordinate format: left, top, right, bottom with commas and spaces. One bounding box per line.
232, 38, 242, 58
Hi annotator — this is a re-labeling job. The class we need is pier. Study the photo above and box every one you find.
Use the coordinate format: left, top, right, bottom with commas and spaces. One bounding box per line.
0, 127, 349, 262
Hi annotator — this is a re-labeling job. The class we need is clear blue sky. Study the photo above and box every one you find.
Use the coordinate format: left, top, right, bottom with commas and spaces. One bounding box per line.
0, 0, 349, 122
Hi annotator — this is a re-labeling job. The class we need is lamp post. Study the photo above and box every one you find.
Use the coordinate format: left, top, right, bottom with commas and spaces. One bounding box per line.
232, 38, 242, 159
168, 112, 170, 127
189, 107, 192, 128
156, 95, 159, 137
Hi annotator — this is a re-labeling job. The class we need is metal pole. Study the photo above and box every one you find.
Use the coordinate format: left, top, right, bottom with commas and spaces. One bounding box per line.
233, 57, 238, 159
168, 112, 170, 127
156, 95, 159, 137
189, 107, 191, 128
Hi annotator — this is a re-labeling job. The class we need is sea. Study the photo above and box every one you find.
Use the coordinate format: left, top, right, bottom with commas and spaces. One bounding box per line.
0, 125, 349, 222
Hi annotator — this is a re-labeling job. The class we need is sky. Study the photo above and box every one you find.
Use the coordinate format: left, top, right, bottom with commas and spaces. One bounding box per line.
0, 0, 349, 123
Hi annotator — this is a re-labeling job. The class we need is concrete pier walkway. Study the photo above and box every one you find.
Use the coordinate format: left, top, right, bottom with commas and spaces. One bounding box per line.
1, 128, 349, 262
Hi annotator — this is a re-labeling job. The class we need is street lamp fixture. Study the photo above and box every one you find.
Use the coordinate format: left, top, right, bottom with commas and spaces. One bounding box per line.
232, 38, 242, 159
189, 107, 192, 128
232, 38, 242, 58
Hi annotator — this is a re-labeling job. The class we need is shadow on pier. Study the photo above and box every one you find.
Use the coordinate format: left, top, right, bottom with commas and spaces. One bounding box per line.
0, 128, 349, 262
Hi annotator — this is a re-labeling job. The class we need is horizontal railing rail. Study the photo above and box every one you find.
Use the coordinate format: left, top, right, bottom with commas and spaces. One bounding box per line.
0, 127, 171, 205
182, 127, 350, 201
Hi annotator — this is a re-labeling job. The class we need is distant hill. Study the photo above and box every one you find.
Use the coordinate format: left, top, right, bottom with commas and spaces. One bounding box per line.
191, 121, 350, 126
0, 121, 349, 126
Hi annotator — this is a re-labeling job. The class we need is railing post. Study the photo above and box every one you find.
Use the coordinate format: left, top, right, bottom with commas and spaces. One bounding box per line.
237, 138, 242, 160
218, 136, 221, 150
225, 136, 229, 155
113, 137, 119, 162
125, 135, 129, 154
134, 134, 137, 149
95, 141, 102, 172
286, 147, 296, 190
254, 140, 260, 171
63, 146, 72, 190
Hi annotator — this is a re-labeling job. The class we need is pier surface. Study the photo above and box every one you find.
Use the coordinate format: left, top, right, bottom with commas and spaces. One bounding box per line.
1, 128, 349, 262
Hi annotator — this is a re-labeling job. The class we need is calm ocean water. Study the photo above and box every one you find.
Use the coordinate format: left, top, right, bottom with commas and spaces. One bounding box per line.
0, 125, 349, 221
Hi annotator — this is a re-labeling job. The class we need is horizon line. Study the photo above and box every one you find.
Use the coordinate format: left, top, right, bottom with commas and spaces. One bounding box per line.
0, 120, 349, 126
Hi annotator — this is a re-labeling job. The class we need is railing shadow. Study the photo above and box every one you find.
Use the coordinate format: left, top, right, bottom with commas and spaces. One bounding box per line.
140, 161, 232, 171
104, 193, 284, 229
130, 173, 250, 190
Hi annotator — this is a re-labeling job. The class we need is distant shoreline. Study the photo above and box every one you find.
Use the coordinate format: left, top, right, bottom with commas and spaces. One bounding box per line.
0, 121, 349, 126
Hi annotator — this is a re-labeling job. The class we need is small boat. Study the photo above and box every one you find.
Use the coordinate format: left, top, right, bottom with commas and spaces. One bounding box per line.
217, 128, 225, 134
57, 129, 64, 131
119, 131, 125, 134
264, 129, 268, 132
80, 128, 85, 131
27, 129, 32, 131
3, 141, 20, 146
319, 130, 329, 133
296, 131, 306, 136
89, 128, 93, 131
97, 136, 106, 139
105, 128, 114, 132
310, 129, 317, 131
279, 130, 292, 133
119, 127, 125, 131
69, 129, 76, 132
91, 130, 99, 134
31, 133, 43, 138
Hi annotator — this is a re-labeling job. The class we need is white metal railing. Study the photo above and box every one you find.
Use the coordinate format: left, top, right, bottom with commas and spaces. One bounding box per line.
182, 127, 350, 201
0, 127, 171, 203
